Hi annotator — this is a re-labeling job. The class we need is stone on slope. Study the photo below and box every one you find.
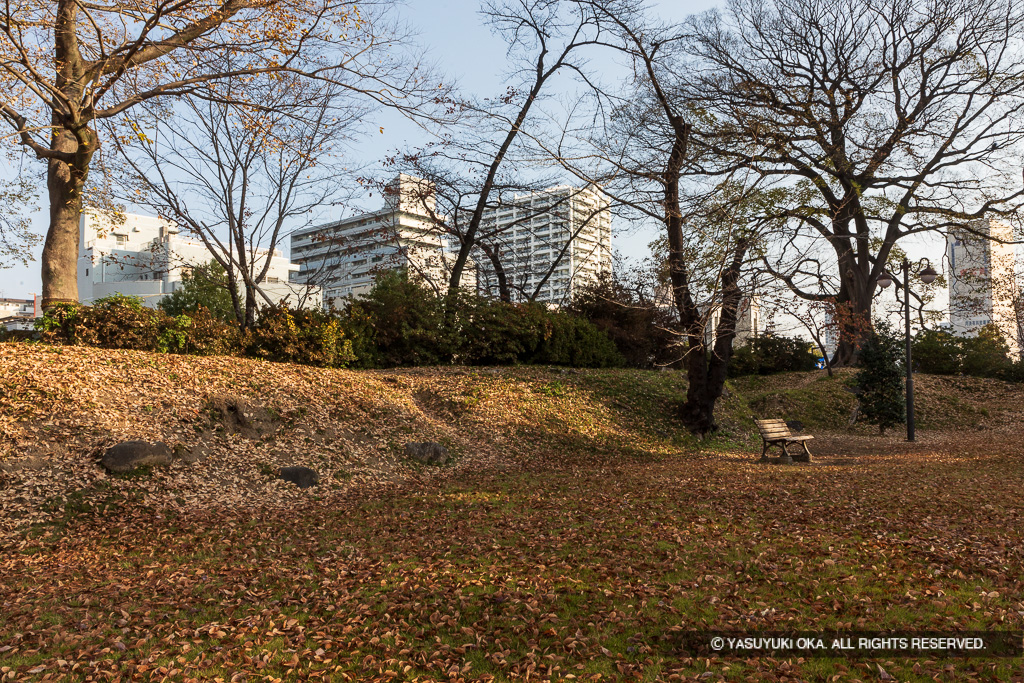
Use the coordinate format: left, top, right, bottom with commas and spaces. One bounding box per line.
279, 466, 319, 489
101, 441, 173, 473
404, 442, 450, 466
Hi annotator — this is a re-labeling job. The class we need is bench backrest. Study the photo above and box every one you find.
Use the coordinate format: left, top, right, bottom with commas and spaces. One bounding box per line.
754, 418, 792, 440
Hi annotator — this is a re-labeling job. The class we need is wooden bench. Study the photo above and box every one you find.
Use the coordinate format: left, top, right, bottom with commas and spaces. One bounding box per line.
754, 418, 813, 464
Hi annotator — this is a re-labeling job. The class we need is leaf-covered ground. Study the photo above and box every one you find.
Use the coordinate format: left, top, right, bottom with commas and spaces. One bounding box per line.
1, 345, 1023, 682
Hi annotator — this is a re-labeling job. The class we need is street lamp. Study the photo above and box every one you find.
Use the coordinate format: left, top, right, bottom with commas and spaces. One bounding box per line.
877, 258, 938, 441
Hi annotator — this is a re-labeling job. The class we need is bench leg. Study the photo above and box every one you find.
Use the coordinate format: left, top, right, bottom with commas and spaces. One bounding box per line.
779, 442, 794, 465
793, 441, 812, 463
760, 441, 770, 462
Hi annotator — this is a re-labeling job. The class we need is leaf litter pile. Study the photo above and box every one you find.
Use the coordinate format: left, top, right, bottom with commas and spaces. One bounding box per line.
1, 345, 1023, 682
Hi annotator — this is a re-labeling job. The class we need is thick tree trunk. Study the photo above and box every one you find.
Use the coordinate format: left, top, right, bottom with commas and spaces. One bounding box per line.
41, 128, 94, 308
679, 240, 749, 434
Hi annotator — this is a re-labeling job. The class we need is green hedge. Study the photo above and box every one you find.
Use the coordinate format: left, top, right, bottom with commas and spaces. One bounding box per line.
913, 325, 1022, 381
728, 334, 819, 376
30, 274, 625, 370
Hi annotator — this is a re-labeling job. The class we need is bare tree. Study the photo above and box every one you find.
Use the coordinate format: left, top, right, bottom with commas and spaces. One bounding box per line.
535, 0, 761, 434
1, 0, 439, 307
682, 0, 1024, 364
110, 74, 358, 328
386, 0, 607, 302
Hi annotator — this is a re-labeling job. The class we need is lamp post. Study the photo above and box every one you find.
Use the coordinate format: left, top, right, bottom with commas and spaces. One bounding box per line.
877, 258, 938, 441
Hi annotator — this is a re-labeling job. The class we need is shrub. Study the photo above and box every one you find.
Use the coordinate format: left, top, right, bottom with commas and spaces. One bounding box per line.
36, 294, 164, 350
35, 302, 83, 345
568, 273, 678, 368
913, 324, 1014, 379
158, 261, 236, 323
36, 295, 240, 356
728, 334, 819, 376
959, 324, 1013, 378
912, 328, 962, 375
245, 306, 355, 368
170, 307, 241, 356
456, 298, 548, 365
341, 270, 453, 368
529, 311, 625, 368
853, 321, 905, 435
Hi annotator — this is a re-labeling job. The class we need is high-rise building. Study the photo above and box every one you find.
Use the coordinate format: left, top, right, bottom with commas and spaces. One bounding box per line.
703, 296, 762, 347
947, 218, 1020, 356
78, 210, 317, 309
290, 174, 474, 308
476, 185, 612, 305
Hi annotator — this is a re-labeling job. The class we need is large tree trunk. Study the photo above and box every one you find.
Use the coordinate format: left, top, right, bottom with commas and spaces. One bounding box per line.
830, 270, 875, 367
661, 116, 750, 434
678, 241, 749, 434
41, 127, 94, 308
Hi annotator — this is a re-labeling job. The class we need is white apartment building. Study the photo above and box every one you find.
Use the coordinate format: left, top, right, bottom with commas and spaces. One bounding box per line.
946, 218, 1020, 356
78, 210, 319, 310
703, 296, 762, 347
0, 297, 38, 331
476, 185, 612, 306
290, 174, 475, 308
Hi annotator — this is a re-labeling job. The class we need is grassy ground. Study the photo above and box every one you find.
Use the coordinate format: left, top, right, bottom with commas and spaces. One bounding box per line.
1, 347, 1023, 682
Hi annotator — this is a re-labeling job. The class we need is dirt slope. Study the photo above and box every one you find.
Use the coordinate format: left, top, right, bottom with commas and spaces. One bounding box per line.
2, 344, 1022, 542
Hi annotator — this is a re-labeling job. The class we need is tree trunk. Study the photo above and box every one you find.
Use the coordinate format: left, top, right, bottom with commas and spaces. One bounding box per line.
480, 243, 511, 302
679, 239, 749, 434
41, 127, 94, 308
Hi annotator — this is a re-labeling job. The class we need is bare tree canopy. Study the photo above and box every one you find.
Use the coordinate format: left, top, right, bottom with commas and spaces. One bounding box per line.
1, 0, 439, 306
552, 0, 761, 434
0, 175, 40, 267
682, 0, 1024, 363
108, 73, 358, 328
387, 0, 607, 301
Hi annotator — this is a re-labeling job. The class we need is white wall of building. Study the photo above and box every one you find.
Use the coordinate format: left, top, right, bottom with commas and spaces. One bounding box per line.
290, 174, 475, 308
947, 218, 1019, 356
0, 297, 38, 331
476, 185, 612, 306
79, 210, 319, 310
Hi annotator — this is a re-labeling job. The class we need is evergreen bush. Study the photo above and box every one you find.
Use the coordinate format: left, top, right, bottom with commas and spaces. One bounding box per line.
728, 335, 819, 376
853, 321, 905, 434
245, 306, 355, 368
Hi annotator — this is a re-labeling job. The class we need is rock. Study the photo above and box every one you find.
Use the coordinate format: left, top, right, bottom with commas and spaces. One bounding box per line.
0, 455, 48, 473
206, 395, 279, 438
101, 441, 173, 473
173, 444, 209, 464
405, 442, 450, 466
786, 420, 804, 432
279, 466, 319, 489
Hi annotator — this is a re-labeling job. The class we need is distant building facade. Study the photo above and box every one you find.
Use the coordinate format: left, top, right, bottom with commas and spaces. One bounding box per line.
290, 174, 474, 308
78, 210, 318, 309
0, 297, 38, 331
476, 185, 612, 306
704, 296, 762, 347
946, 218, 1020, 357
